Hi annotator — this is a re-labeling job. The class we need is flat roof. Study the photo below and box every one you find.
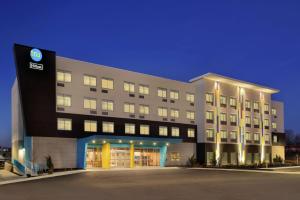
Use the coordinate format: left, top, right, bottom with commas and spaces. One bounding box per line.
190, 73, 279, 94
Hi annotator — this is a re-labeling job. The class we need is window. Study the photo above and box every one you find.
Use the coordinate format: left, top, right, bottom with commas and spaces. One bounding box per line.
102, 122, 114, 133
84, 120, 97, 132
245, 116, 251, 126
187, 128, 195, 138
220, 113, 227, 123
125, 123, 135, 134
124, 82, 135, 93
273, 135, 278, 143
206, 93, 214, 105
170, 109, 179, 118
230, 131, 237, 140
171, 127, 180, 137
264, 104, 269, 114
140, 125, 150, 135
254, 133, 259, 141
245, 132, 251, 141
230, 114, 237, 125
187, 111, 195, 120
170, 152, 180, 161
83, 75, 96, 87
265, 134, 270, 143
84, 98, 97, 110
158, 107, 168, 117
57, 71, 71, 82
186, 93, 195, 103
57, 95, 71, 107
206, 129, 214, 139
264, 119, 270, 128
57, 118, 72, 131
139, 105, 149, 115
253, 118, 260, 128
159, 126, 168, 136
101, 100, 114, 111
220, 96, 227, 106
272, 108, 277, 116
124, 103, 135, 113
220, 130, 227, 139
272, 122, 277, 129
139, 85, 149, 95
101, 78, 114, 90
206, 111, 214, 122
245, 100, 251, 111
157, 88, 167, 98
253, 102, 259, 112
170, 90, 179, 100
229, 98, 237, 108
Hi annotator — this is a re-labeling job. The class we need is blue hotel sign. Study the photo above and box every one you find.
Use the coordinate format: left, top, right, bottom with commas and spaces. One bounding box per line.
29, 48, 43, 70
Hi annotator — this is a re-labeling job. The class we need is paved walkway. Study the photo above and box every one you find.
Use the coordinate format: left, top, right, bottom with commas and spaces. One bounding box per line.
0, 170, 23, 182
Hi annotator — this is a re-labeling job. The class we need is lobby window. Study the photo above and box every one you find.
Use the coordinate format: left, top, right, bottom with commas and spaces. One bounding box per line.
273, 135, 278, 143
206, 93, 214, 105
220, 96, 227, 107
56, 94, 71, 107
254, 133, 259, 142
170, 90, 179, 100
159, 126, 168, 136
124, 82, 135, 93
264, 104, 269, 114
229, 98, 237, 108
124, 103, 135, 113
253, 118, 260, 128
139, 85, 149, 95
245, 100, 251, 111
187, 128, 195, 138
139, 105, 149, 115
140, 125, 150, 135
187, 111, 195, 120
84, 120, 97, 132
245, 132, 251, 142
158, 107, 168, 117
206, 111, 214, 123
57, 118, 72, 131
230, 131, 237, 140
230, 114, 237, 126
125, 123, 135, 134
272, 122, 277, 129
253, 102, 259, 112
186, 93, 195, 103
83, 75, 96, 87
101, 78, 114, 90
57, 71, 71, 83
157, 88, 167, 98
245, 116, 251, 127
220, 113, 227, 124
102, 100, 114, 111
272, 108, 277, 116
171, 127, 180, 137
170, 109, 179, 118
220, 130, 227, 140
102, 122, 114, 133
206, 129, 214, 140
84, 98, 97, 110
264, 119, 270, 129
170, 152, 180, 161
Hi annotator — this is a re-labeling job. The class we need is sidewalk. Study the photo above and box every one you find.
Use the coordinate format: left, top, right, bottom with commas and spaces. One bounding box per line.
0, 170, 23, 182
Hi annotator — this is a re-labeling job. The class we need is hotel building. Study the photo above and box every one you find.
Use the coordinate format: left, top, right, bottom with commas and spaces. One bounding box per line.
12, 44, 285, 174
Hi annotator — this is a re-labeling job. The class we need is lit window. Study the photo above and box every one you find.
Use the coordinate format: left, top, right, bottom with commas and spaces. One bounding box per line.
220, 130, 227, 139
57, 118, 72, 131
220, 96, 227, 106
230, 114, 237, 123
220, 113, 227, 122
253, 118, 260, 127
253, 102, 259, 111
101, 78, 114, 90
102, 122, 114, 133
83, 75, 96, 87
265, 134, 270, 143
140, 125, 150, 135
273, 135, 278, 143
124, 103, 135, 113
272, 122, 277, 129
84, 98, 97, 110
245, 132, 251, 141
230, 131, 237, 140
206, 93, 214, 105
187, 111, 195, 120
102, 100, 114, 111
158, 107, 168, 117
272, 108, 277, 116
139, 85, 149, 95
186, 93, 195, 103
206, 111, 214, 121
125, 123, 135, 134
139, 105, 149, 115
254, 133, 259, 141
57, 71, 71, 83
170, 152, 180, 161
171, 127, 180, 137
170, 109, 179, 118
170, 91, 179, 100
159, 126, 168, 136
229, 98, 237, 108
264, 104, 269, 113
187, 128, 195, 138
84, 120, 97, 132
158, 88, 167, 98
206, 129, 214, 139
56, 95, 71, 107
245, 116, 251, 125
124, 82, 135, 93
264, 119, 270, 127
245, 100, 251, 110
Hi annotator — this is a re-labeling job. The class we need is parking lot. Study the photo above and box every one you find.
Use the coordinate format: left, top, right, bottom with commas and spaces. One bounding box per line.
0, 168, 300, 200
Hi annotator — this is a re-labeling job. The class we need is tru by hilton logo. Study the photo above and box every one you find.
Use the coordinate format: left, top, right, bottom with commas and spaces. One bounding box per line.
29, 48, 43, 70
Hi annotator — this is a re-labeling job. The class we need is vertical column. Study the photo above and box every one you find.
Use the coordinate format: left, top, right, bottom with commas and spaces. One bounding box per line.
130, 143, 135, 168
160, 145, 167, 167
77, 139, 87, 169
102, 143, 111, 169
260, 92, 265, 163
214, 82, 221, 165
238, 87, 246, 164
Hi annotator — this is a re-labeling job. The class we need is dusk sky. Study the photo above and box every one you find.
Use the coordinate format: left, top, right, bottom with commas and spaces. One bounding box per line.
1, 1, 300, 146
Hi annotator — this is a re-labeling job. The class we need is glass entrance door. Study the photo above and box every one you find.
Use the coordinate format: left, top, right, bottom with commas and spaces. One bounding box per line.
110, 148, 130, 168
134, 148, 160, 167
86, 147, 102, 168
